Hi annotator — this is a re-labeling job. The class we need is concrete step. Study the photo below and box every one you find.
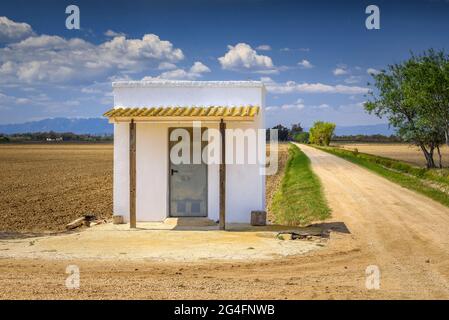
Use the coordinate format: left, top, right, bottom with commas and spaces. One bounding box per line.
164, 217, 218, 227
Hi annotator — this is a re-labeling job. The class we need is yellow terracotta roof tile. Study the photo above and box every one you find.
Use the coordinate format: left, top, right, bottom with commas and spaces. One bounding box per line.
103, 106, 260, 119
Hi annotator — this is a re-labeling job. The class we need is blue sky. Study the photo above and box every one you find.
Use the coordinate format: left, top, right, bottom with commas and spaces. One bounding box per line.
0, 0, 448, 128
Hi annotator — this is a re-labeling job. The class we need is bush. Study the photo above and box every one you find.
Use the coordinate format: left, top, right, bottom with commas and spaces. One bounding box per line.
309, 121, 336, 146
294, 132, 309, 143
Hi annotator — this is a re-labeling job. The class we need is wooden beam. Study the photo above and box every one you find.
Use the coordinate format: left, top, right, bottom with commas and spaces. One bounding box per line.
219, 119, 226, 230
110, 116, 256, 123
129, 120, 137, 228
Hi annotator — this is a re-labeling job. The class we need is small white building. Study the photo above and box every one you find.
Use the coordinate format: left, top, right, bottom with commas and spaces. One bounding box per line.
104, 80, 266, 228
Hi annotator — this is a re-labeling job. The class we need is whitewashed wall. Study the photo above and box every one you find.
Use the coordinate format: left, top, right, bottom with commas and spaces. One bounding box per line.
112, 81, 266, 224
135, 123, 168, 221
113, 123, 129, 220
113, 81, 263, 107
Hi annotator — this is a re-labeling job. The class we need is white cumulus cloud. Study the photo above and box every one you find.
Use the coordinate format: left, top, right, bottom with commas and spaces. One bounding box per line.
256, 44, 271, 51
0, 31, 185, 84
158, 62, 177, 70
281, 98, 305, 110
314, 103, 330, 109
0, 16, 34, 43
143, 61, 210, 80
298, 59, 313, 69
264, 79, 368, 95
218, 43, 276, 73
265, 106, 279, 112
104, 29, 126, 37
344, 75, 362, 84
189, 61, 211, 74
333, 67, 348, 76
367, 68, 380, 75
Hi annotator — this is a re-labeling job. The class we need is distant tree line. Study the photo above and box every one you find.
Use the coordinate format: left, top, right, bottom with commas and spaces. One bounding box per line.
267, 122, 335, 146
332, 134, 403, 143
366, 49, 449, 168
267, 123, 305, 142
267, 122, 401, 145
0, 131, 113, 143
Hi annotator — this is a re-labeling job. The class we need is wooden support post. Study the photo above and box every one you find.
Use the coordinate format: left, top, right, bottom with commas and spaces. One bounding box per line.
129, 119, 137, 228
219, 119, 226, 230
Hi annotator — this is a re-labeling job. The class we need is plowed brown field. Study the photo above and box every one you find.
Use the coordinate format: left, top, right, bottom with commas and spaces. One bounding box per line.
0, 144, 112, 233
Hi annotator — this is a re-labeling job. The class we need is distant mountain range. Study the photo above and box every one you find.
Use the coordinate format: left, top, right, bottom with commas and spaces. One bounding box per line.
0, 118, 113, 135
333, 124, 395, 136
0, 117, 395, 136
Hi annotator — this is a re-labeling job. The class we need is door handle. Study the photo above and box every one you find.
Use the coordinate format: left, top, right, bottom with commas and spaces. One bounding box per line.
171, 169, 179, 175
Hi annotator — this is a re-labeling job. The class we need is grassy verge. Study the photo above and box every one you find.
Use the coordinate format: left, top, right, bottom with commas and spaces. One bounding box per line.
271, 143, 331, 226
266, 143, 290, 223
315, 145, 449, 208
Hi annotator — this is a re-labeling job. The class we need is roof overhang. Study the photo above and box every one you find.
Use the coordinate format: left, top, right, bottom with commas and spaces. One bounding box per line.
104, 106, 260, 123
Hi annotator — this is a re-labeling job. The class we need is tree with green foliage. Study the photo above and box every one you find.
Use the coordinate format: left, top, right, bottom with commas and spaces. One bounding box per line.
309, 121, 336, 146
365, 50, 447, 168
289, 123, 303, 140
294, 132, 310, 143
270, 124, 290, 141
407, 50, 449, 148
404, 50, 449, 167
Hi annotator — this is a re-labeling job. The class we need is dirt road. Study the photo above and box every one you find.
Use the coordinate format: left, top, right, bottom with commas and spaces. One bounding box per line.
296, 143, 449, 298
1, 144, 449, 299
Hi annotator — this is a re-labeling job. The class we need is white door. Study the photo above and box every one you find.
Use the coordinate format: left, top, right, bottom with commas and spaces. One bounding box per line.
169, 127, 207, 217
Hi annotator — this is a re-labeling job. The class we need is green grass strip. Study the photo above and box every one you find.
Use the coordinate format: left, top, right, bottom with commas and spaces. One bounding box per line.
271, 143, 331, 226
315, 145, 449, 208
